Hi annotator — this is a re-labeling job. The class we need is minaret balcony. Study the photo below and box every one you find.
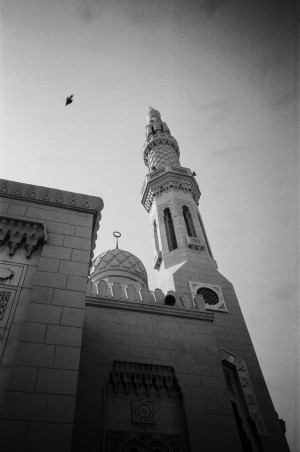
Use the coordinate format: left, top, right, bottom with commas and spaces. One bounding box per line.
140, 165, 201, 212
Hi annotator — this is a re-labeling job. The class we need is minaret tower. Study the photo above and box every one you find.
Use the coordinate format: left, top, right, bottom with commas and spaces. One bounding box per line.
141, 107, 215, 296
141, 108, 291, 452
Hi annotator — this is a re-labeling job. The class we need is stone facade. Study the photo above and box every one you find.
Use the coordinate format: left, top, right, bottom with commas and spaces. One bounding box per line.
0, 179, 103, 452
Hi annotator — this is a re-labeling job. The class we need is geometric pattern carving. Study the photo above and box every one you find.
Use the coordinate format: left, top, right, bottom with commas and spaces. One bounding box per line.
141, 170, 200, 213
186, 235, 205, 252
0, 291, 11, 321
0, 216, 47, 258
108, 361, 182, 399
0, 179, 103, 212
91, 249, 148, 287
218, 347, 268, 436
132, 400, 156, 424
107, 431, 183, 452
147, 145, 181, 170
189, 281, 228, 312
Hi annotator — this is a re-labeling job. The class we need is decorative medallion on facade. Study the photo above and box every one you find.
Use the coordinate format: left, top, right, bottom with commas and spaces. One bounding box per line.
0, 216, 47, 258
132, 400, 156, 424
189, 281, 228, 312
218, 348, 267, 436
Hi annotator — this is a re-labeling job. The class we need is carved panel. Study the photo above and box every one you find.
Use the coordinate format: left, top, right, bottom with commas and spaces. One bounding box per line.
0, 291, 11, 321
0, 216, 47, 258
218, 347, 267, 436
108, 361, 182, 399
141, 172, 200, 213
0, 262, 26, 286
107, 431, 184, 452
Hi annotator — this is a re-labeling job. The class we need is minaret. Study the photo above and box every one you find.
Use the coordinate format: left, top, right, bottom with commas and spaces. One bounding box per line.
141, 109, 291, 451
141, 107, 215, 297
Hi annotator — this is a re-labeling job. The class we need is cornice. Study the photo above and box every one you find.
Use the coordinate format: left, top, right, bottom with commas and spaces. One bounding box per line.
0, 179, 104, 265
141, 166, 201, 212
0, 179, 103, 213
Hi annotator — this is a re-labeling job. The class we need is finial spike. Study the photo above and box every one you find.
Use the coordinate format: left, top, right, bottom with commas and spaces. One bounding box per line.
113, 231, 121, 249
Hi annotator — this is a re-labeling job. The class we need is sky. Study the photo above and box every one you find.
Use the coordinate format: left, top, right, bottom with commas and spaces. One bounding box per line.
0, 0, 298, 449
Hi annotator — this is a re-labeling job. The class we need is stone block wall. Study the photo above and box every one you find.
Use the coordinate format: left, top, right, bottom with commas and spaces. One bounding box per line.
72, 290, 241, 452
0, 179, 103, 452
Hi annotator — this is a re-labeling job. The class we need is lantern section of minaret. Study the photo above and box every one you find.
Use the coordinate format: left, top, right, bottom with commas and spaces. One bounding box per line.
141, 108, 215, 293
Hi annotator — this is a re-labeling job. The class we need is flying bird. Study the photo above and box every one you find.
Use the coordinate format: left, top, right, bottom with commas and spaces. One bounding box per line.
192, 171, 197, 176
66, 95, 74, 106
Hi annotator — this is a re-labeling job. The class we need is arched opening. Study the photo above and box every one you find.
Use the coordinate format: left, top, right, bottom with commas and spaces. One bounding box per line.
153, 220, 160, 252
183, 206, 196, 238
163, 208, 177, 251
164, 294, 176, 306
222, 362, 263, 452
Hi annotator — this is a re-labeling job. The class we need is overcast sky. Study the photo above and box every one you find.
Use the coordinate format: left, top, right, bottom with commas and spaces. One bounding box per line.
1, 0, 298, 450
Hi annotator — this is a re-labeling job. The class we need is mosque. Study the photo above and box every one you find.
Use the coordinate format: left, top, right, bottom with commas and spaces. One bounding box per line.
0, 109, 290, 451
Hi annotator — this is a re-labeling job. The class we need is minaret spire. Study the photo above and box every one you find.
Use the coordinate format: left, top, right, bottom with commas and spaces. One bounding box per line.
143, 108, 180, 172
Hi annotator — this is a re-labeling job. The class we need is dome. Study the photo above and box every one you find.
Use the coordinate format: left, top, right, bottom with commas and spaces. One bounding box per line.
90, 248, 148, 287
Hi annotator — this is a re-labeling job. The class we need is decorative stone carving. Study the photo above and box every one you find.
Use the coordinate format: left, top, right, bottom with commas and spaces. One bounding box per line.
0, 180, 103, 212
107, 431, 183, 452
132, 400, 156, 424
0, 267, 14, 281
218, 347, 267, 436
108, 361, 182, 399
189, 281, 228, 313
141, 170, 200, 212
0, 216, 47, 258
0, 291, 11, 321
187, 236, 205, 251
91, 248, 148, 288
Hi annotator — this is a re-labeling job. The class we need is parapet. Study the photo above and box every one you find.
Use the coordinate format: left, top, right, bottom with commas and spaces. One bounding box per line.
86, 279, 214, 322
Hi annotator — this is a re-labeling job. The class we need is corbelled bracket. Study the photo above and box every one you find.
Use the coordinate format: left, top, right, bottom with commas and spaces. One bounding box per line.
108, 361, 182, 399
0, 216, 47, 258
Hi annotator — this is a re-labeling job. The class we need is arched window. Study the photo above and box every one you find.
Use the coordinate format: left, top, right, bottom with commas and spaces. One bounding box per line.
222, 363, 263, 452
163, 208, 177, 251
183, 206, 196, 238
153, 220, 159, 252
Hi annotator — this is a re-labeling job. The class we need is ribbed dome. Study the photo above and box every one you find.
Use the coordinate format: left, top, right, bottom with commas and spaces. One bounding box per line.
90, 248, 148, 287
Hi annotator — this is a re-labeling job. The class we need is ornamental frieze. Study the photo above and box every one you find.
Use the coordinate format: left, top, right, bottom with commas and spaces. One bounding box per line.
0, 216, 47, 258
108, 361, 182, 399
141, 173, 200, 212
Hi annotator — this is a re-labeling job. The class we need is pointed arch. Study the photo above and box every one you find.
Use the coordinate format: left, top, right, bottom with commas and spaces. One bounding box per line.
218, 348, 267, 439
153, 219, 160, 252
163, 208, 177, 251
182, 205, 197, 238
